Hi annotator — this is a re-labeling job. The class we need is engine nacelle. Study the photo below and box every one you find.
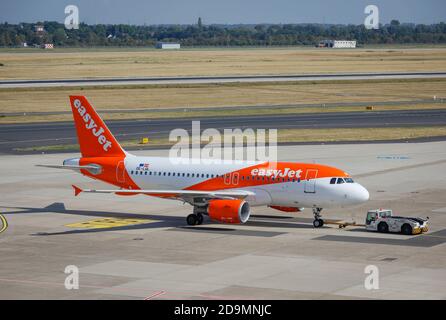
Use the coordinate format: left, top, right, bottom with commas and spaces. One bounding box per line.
208, 199, 251, 224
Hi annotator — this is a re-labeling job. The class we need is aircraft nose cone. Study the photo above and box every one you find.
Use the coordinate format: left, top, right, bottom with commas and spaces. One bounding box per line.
356, 185, 370, 203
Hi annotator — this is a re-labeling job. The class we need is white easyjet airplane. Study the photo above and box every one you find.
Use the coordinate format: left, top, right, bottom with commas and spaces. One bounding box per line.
40, 96, 369, 228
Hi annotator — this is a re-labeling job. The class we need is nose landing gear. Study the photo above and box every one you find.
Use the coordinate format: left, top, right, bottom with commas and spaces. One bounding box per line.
312, 207, 324, 228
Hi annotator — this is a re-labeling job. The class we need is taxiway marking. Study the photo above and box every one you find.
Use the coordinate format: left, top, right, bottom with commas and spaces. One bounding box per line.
65, 217, 157, 229
144, 290, 166, 300
0, 214, 8, 234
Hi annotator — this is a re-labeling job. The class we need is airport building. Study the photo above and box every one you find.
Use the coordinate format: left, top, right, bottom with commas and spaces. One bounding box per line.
155, 42, 181, 49
34, 24, 44, 33
318, 40, 357, 48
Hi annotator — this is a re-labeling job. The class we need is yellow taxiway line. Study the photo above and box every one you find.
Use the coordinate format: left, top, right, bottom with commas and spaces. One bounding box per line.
65, 217, 157, 229
0, 214, 8, 234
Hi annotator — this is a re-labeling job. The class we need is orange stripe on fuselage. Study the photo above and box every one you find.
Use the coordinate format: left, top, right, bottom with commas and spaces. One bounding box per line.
185, 162, 348, 191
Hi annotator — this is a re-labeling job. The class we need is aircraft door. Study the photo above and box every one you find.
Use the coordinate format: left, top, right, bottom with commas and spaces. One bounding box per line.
116, 160, 126, 183
304, 169, 318, 193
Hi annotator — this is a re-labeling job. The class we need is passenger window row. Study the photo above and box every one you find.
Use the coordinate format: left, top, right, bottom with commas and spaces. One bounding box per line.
129, 170, 301, 183
130, 171, 222, 178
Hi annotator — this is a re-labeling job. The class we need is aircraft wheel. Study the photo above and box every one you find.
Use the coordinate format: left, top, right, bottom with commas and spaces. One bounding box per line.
196, 214, 204, 225
186, 214, 198, 226
313, 219, 323, 228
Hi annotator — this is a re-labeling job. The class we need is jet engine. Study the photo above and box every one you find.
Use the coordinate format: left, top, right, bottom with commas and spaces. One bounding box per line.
208, 199, 251, 224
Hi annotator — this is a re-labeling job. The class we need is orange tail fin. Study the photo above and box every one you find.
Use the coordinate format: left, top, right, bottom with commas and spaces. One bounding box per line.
69, 96, 125, 157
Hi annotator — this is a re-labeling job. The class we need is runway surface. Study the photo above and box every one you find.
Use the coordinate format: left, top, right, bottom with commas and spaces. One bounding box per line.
1, 71, 446, 88
1, 142, 445, 299
1, 109, 445, 154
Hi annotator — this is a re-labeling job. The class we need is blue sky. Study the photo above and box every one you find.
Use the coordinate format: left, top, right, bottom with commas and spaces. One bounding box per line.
1, 0, 445, 25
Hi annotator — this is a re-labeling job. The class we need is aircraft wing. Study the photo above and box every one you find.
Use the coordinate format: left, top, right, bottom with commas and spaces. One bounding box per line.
72, 185, 254, 202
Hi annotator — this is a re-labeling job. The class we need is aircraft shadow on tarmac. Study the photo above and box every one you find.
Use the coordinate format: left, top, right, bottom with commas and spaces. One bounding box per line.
10, 203, 441, 244
1, 202, 318, 236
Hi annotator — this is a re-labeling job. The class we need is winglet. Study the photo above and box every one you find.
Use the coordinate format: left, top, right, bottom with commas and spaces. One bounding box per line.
72, 185, 83, 197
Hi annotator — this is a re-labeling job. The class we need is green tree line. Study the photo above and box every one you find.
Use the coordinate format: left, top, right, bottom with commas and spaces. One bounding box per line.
1, 20, 445, 47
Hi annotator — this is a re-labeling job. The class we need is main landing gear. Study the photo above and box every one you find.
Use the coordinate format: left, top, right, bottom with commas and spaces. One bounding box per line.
186, 213, 204, 226
312, 207, 324, 228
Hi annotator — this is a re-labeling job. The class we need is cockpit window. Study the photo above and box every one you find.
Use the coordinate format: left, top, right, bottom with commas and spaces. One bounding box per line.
331, 177, 355, 184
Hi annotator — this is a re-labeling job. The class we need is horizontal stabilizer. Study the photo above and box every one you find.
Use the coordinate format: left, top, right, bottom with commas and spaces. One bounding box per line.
36, 164, 101, 173
72, 185, 83, 196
